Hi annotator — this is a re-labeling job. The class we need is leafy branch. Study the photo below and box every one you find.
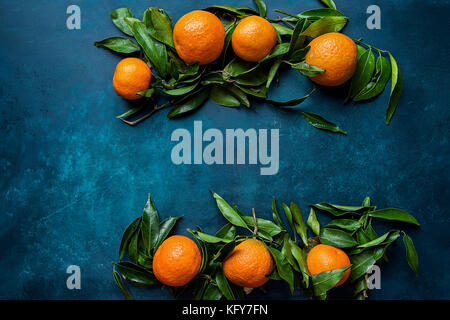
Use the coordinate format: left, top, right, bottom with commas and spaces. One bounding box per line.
95, 0, 404, 134
113, 191, 419, 300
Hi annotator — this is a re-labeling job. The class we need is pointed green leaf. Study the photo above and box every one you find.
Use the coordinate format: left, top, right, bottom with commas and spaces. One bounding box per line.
302, 112, 347, 135
113, 268, 133, 300
319, 228, 358, 248
119, 217, 141, 259
301, 17, 348, 37
307, 208, 321, 236
254, 0, 267, 17
94, 37, 141, 54
369, 208, 420, 226
386, 52, 403, 124
291, 202, 308, 246
403, 233, 419, 275
211, 192, 250, 230
167, 87, 210, 119
141, 193, 160, 253
111, 8, 134, 36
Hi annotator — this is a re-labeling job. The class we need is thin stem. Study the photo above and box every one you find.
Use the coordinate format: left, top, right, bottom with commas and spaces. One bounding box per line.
252, 208, 258, 236
274, 9, 299, 19
353, 38, 389, 54
120, 103, 168, 126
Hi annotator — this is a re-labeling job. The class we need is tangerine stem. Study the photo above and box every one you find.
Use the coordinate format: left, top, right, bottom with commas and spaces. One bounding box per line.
120, 103, 168, 126
252, 208, 258, 235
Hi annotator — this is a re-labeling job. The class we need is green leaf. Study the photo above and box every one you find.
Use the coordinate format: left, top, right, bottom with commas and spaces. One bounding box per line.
198, 239, 208, 274
113, 261, 158, 286
307, 208, 321, 236
224, 59, 259, 77
241, 216, 283, 236
221, 22, 238, 67
195, 230, 233, 243
116, 106, 145, 119
205, 5, 250, 17
353, 52, 391, 101
119, 217, 141, 259
235, 84, 267, 98
137, 252, 152, 269
259, 43, 290, 63
327, 204, 369, 212
347, 47, 376, 100
403, 233, 419, 275
201, 72, 225, 86
289, 18, 310, 56
215, 223, 236, 240
143, 7, 174, 48
154, 216, 181, 249
386, 52, 403, 124
281, 203, 296, 241
167, 87, 210, 119
234, 66, 268, 86
298, 8, 343, 19
163, 82, 199, 96
111, 8, 134, 36
227, 85, 251, 108
355, 228, 372, 245
113, 268, 133, 300
362, 196, 371, 207
300, 17, 348, 37
268, 247, 295, 293
311, 265, 351, 297
128, 230, 139, 264
254, 0, 267, 17
312, 203, 347, 216
353, 275, 368, 296
215, 267, 235, 300
289, 239, 310, 287
268, 87, 316, 108
94, 37, 141, 54
271, 23, 293, 36
137, 88, 157, 98
212, 240, 237, 263
211, 192, 250, 230
291, 61, 326, 77
302, 112, 347, 135
272, 197, 287, 229
203, 283, 222, 300
349, 249, 376, 282
291, 202, 308, 246
357, 231, 393, 248
141, 193, 160, 253
326, 219, 360, 232
266, 59, 283, 88
126, 19, 168, 78
289, 46, 310, 63
319, 228, 358, 248
319, 0, 337, 10
364, 220, 378, 240
369, 208, 420, 226
281, 234, 299, 271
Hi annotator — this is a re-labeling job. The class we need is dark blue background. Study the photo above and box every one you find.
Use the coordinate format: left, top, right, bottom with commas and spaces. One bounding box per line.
0, 0, 448, 299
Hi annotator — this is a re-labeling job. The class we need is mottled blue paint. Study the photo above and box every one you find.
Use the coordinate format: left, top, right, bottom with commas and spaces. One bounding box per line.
0, 0, 448, 299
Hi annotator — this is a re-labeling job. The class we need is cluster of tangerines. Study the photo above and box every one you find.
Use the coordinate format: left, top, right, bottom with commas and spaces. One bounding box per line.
113, 10, 357, 101
153, 235, 350, 289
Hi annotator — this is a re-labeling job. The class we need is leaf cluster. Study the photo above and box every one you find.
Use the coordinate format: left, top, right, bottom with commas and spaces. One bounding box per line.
114, 192, 420, 300
94, 0, 402, 132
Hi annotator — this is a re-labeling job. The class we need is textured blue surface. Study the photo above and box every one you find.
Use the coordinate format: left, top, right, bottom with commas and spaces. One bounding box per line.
0, 0, 449, 299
